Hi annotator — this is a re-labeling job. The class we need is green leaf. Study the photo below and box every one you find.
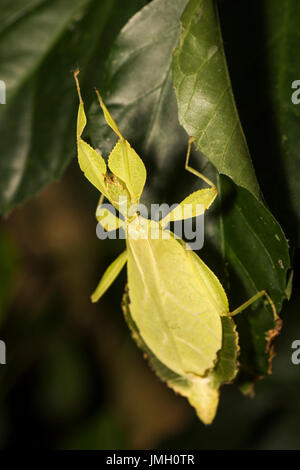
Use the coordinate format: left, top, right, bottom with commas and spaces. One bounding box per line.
214, 175, 290, 382
171, 0, 290, 382
172, 0, 260, 199
216, 0, 300, 244
88, 0, 190, 179
0, 0, 146, 215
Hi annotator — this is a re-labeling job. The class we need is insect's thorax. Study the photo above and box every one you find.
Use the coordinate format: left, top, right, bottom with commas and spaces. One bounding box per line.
126, 215, 162, 242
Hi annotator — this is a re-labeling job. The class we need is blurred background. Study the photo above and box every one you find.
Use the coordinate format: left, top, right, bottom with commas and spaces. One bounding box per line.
0, 0, 299, 449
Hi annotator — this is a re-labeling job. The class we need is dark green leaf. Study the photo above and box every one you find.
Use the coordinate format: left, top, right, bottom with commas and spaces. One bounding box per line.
172, 0, 260, 198
171, 0, 290, 383
88, 0, 190, 198
0, 0, 146, 214
214, 175, 289, 381
217, 0, 300, 244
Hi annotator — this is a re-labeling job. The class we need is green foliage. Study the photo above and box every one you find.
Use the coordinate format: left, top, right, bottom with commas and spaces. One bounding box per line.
172, 0, 260, 198
0, 0, 146, 214
216, 0, 300, 244
87, 0, 190, 170
214, 176, 289, 381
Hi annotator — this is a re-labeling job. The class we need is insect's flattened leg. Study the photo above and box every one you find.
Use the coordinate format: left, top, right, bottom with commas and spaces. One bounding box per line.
160, 187, 217, 227
91, 250, 128, 303
74, 69, 86, 138
96, 203, 125, 232
229, 290, 277, 319
94, 88, 124, 140
74, 71, 109, 197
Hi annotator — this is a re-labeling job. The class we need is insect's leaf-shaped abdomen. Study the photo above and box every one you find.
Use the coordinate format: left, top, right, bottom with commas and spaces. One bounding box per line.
127, 219, 225, 377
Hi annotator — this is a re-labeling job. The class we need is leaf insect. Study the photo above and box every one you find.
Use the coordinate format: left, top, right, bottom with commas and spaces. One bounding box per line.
74, 70, 277, 424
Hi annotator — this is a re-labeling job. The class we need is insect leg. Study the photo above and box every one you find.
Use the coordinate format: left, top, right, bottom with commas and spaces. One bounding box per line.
98, 193, 104, 207
185, 137, 217, 192
160, 138, 218, 227
74, 71, 109, 198
94, 88, 124, 140
96, 198, 125, 232
91, 250, 128, 302
229, 290, 277, 318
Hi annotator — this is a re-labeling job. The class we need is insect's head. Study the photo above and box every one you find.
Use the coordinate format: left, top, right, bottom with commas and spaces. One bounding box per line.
74, 70, 147, 219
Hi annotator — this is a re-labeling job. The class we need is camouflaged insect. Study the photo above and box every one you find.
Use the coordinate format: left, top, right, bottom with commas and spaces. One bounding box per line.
74, 71, 277, 424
